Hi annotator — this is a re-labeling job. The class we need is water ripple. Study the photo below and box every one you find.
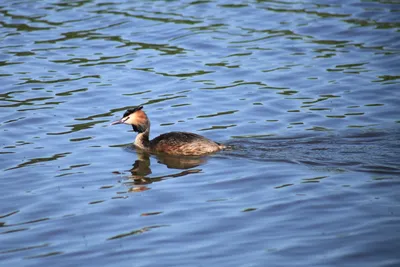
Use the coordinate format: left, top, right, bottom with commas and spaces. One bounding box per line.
1, 0, 399, 266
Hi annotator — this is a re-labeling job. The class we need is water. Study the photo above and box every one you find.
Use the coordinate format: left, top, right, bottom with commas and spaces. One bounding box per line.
1, 0, 399, 266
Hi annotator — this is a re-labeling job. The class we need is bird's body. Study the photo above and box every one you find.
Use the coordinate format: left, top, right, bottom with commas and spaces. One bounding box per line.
112, 106, 225, 156
149, 132, 223, 156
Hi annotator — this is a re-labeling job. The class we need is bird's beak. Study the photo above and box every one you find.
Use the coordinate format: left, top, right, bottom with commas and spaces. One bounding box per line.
110, 119, 124, 125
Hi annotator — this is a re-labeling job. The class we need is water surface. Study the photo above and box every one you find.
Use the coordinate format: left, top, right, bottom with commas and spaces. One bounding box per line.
1, 0, 399, 266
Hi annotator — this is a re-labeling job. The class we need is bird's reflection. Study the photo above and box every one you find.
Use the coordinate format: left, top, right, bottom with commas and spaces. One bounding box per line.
124, 150, 206, 192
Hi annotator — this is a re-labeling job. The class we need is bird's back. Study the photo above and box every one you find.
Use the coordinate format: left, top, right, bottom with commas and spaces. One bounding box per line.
150, 132, 224, 156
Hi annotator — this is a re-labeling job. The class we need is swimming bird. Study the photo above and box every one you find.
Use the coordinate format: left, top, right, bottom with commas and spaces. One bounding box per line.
111, 106, 226, 156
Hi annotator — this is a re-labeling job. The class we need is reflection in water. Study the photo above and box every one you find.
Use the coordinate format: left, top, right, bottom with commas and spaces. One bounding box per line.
107, 225, 169, 241
124, 150, 204, 192
5, 152, 71, 171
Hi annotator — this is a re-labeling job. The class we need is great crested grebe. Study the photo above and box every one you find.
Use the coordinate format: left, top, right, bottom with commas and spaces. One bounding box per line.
111, 106, 226, 156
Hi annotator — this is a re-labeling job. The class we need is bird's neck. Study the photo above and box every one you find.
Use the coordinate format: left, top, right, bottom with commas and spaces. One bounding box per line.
134, 128, 150, 151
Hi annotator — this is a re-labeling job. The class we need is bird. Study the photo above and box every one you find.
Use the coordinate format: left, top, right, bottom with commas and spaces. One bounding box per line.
111, 106, 226, 156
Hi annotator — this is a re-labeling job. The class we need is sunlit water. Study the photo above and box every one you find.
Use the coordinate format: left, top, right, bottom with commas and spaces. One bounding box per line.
1, 0, 399, 266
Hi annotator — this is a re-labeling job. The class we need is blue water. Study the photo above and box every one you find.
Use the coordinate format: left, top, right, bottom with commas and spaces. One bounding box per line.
1, 0, 399, 266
